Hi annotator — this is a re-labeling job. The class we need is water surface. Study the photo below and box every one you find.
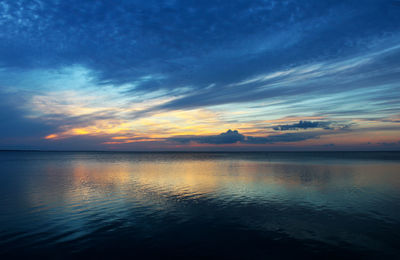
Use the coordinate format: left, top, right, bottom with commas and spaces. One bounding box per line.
0, 151, 399, 259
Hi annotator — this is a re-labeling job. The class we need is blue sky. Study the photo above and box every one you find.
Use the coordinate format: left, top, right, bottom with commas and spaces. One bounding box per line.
0, 0, 399, 150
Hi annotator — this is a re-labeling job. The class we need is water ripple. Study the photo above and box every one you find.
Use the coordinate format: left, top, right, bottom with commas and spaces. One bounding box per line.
1, 152, 399, 258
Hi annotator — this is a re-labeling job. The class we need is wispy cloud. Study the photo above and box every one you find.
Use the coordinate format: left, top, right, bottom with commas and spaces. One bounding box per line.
1, 0, 399, 150
272, 120, 351, 131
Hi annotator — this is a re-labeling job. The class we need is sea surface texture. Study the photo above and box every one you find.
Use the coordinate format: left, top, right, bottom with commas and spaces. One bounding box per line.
0, 151, 399, 259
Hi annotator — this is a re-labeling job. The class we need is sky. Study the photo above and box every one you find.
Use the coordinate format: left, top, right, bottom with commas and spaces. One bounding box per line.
0, 0, 400, 151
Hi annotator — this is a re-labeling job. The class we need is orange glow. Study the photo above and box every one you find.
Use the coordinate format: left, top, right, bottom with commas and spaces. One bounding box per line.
111, 136, 131, 140
71, 129, 90, 135
44, 134, 59, 139
103, 138, 163, 144
35, 89, 400, 147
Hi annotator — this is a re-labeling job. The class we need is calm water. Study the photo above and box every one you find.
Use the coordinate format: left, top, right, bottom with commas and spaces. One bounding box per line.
0, 151, 399, 259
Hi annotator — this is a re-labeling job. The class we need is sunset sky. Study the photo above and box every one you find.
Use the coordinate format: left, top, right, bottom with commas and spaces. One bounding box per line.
1, 0, 399, 151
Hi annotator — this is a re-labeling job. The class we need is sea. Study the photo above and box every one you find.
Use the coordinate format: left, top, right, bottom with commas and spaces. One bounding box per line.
0, 151, 399, 259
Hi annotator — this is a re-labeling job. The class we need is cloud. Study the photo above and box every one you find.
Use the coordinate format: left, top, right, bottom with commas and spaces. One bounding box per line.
0, 92, 56, 139
169, 129, 323, 145
170, 129, 245, 144
272, 120, 353, 131
1, 1, 400, 150
1, 0, 399, 92
273, 121, 333, 131
137, 42, 400, 118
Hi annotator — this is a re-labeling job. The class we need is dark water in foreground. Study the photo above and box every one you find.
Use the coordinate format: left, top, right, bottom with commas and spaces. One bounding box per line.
0, 151, 399, 259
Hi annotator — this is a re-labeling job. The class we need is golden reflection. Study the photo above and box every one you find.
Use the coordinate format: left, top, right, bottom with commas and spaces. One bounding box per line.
67, 160, 400, 202
25, 158, 400, 212
69, 161, 223, 197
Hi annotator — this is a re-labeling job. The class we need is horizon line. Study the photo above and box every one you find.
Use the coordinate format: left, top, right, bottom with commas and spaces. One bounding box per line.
1, 149, 399, 153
